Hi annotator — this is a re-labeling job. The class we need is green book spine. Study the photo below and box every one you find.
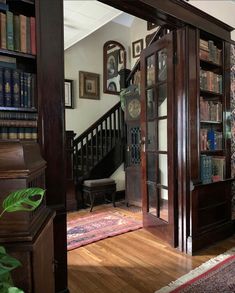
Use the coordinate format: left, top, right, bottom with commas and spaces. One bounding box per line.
8, 127, 17, 140
1, 127, 8, 139
18, 127, 24, 140
24, 127, 32, 140
13, 14, 20, 51
6, 11, 14, 51
31, 127, 37, 140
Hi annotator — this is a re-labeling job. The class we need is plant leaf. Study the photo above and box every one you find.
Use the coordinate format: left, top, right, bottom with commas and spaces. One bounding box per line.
0, 246, 21, 276
8, 287, 24, 293
1, 188, 45, 217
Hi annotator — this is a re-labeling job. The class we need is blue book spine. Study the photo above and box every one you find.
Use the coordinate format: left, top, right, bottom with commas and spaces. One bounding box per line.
27, 73, 31, 108
12, 69, 20, 107
0, 62, 16, 69
20, 72, 24, 107
3, 68, 12, 107
207, 129, 215, 150
0, 67, 3, 106
24, 72, 28, 108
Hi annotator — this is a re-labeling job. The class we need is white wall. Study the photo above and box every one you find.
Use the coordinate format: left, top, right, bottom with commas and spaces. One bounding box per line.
64, 21, 130, 136
129, 17, 157, 68
189, 0, 235, 41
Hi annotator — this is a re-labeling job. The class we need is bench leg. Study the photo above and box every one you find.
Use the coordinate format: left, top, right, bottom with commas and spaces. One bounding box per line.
89, 192, 95, 212
112, 191, 116, 207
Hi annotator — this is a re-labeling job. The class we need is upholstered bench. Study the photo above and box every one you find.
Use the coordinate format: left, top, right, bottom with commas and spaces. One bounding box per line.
83, 178, 116, 212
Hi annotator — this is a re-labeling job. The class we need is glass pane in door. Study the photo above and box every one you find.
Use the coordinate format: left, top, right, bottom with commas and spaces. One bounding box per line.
147, 152, 156, 182
159, 188, 168, 222
158, 83, 167, 117
158, 154, 168, 186
158, 119, 167, 151
147, 182, 157, 216
146, 55, 155, 86
147, 88, 155, 119
158, 49, 167, 82
147, 120, 155, 150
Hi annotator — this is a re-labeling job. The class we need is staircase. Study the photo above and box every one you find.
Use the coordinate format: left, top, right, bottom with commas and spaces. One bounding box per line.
73, 101, 125, 185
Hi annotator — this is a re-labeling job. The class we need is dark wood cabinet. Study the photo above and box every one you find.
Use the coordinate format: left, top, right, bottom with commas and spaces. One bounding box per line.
176, 27, 233, 253
0, 0, 65, 290
0, 141, 55, 292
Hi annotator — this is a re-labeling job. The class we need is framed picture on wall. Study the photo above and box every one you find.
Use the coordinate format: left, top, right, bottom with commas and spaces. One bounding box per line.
107, 49, 119, 79
79, 71, 100, 100
132, 39, 143, 58
64, 79, 74, 108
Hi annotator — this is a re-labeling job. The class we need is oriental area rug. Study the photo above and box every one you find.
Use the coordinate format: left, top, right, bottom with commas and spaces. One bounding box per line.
67, 211, 142, 251
156, 247, 235, 293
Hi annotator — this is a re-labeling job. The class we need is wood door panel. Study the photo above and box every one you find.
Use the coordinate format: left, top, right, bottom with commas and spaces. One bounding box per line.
140, 31, 177, 247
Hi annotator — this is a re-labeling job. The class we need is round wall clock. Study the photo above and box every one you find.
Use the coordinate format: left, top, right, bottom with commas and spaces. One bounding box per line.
127, 98, 141, 119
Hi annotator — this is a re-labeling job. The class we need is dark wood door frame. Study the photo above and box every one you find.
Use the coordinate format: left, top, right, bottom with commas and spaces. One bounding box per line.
98, 0, 233, 42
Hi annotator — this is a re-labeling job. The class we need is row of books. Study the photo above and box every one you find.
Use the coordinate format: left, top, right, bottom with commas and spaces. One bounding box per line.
0, 126, 37, 140
0, 119, 37, 127
200, 128, 223, 151
200, 69, 223, 94
0, 67, 35, 108
0, 111, 37, 120
199, 39, 222, 65
200, 155, 225, 184
0, 11, 36, 54
200, 97, 222, 122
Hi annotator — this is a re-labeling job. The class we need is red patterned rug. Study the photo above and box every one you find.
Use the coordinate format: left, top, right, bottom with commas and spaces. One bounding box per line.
156, 247, 235, 293
67, 211, 142, 251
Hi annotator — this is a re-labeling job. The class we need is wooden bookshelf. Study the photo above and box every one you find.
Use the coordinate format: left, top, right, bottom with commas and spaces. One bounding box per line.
0, 0, 56, 292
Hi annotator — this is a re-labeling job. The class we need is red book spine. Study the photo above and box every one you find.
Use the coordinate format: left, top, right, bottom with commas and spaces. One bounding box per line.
30, 17, 36, 55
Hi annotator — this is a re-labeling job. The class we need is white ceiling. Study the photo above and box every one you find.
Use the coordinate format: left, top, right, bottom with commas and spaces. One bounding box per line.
64, 0, 235, 50
64, 0, 122, 50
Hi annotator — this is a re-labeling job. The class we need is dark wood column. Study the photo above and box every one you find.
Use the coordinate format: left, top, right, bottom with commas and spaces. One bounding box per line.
36, 0, 68, 292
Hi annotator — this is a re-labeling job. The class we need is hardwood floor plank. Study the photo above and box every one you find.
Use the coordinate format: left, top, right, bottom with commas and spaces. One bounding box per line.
67, 204, 235, 293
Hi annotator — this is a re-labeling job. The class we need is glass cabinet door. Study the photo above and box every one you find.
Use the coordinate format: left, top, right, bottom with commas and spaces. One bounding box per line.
141, 31, 177, 246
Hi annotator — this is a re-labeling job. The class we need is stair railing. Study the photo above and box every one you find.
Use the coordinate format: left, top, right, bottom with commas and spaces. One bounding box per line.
73, 102, 124, 182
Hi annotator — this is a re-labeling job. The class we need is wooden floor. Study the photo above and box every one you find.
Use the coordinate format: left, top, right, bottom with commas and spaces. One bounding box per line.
67, 203, 235, 293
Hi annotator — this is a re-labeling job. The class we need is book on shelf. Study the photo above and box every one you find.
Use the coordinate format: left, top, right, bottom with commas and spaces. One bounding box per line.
200, 69, 222, 94
0, 126, 37, 140
0, 111, 37, 120
0, 10, 36, 54
3, 67, 12, 107
30, 17, 36, 55
0, 119, 37, 127
212, 156, 226, 182
0, 55, 16, 69
200, 155, 225, 184
0, 67, 35, 109
6, 11, 14, 51
0, 12, 6, 49
200, 128, 223, 151
20, 14, 27, 53
200, 155, 212, 184
0, 67, 3, 106
199, 38, 222, 65
200, 97, 222, 122
13, 14, 20, 52
12, 69, 20, 107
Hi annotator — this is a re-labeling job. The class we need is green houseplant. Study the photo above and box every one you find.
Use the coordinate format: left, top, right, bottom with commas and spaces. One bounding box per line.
0, 188, 45, 293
